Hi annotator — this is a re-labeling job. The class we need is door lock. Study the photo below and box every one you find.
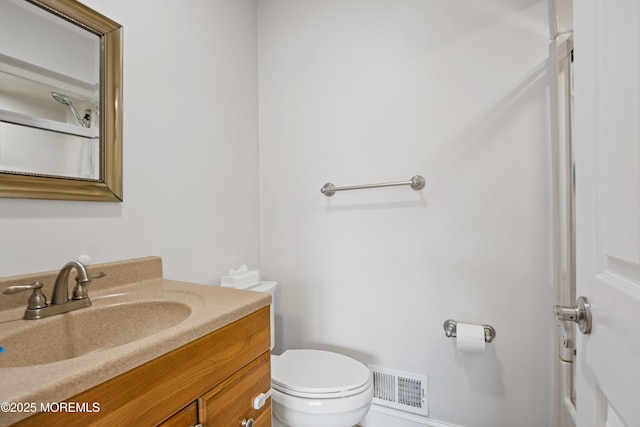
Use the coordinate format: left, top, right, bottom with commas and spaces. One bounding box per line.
554, 296, 592, 334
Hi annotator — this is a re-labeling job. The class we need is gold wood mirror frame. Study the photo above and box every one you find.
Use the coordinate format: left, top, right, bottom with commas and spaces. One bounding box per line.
0, 0, 123, 202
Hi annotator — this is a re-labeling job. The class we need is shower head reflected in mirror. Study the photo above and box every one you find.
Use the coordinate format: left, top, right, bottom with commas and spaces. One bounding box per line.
51, 92, 91, 128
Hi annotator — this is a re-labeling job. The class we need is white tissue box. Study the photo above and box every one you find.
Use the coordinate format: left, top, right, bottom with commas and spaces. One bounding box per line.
220, 270, 260, 288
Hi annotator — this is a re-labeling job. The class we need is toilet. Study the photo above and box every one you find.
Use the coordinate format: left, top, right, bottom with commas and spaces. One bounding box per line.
221, 277, 373, 427
271, 349, 373, 427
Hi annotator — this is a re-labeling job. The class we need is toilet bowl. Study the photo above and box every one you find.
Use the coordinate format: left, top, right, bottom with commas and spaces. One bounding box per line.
219, 276, 373, 426
271, 349, 373, 427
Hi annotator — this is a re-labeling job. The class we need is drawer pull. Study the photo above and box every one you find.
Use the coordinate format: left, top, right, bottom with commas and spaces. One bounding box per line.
252, 388, 272, 410
242, 418, 254, 427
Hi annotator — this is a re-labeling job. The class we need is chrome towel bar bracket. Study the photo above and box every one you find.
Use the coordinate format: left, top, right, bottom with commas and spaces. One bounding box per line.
321, 175, 425, 197
443, 319, 496, 343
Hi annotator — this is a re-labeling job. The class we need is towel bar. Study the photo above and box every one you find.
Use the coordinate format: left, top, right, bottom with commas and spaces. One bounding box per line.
321, 175, 425, 197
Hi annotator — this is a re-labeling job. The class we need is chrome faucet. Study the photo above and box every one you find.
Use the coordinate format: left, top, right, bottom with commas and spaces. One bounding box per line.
3, 261, 105, 320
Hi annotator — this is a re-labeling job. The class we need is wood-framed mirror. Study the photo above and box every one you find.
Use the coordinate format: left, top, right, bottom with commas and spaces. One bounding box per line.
0, 0, 123, 201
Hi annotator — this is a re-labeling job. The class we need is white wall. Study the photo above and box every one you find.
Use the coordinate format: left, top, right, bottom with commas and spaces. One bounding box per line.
258, 1, 556, 426
0, 0, 261, 284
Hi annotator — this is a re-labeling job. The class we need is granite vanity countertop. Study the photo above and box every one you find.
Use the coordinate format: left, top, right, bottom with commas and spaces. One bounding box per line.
0, 257, 271, 426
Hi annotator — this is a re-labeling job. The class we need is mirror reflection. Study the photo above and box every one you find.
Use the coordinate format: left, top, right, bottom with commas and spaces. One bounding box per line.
0, 0, 101, 180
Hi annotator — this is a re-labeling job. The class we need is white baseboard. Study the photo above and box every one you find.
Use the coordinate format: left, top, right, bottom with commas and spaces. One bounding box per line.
360, 404, 461, 427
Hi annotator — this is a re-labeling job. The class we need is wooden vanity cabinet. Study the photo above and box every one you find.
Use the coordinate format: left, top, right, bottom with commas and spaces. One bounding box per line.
15, 307, 271, 427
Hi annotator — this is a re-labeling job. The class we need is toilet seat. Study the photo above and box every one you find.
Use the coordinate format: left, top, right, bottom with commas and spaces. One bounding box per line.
272, 349, 371, 399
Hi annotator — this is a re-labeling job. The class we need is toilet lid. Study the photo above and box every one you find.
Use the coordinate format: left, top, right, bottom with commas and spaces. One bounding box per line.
271, 349, 371, 398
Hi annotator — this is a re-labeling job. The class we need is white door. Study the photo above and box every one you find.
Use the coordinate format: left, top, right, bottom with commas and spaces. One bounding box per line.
572, 0, 640, 426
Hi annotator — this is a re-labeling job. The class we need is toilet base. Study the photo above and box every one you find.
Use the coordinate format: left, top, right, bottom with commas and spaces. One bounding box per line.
272, 416, 363, 427
272, 395, 371, 427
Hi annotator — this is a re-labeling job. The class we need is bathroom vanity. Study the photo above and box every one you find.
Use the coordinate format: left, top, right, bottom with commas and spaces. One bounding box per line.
0, 257, 272, 427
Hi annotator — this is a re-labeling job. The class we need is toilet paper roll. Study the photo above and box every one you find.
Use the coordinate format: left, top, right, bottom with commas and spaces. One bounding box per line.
456, 322, 486, 353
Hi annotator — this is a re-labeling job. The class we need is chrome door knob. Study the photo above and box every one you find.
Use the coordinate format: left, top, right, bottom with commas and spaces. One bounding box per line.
554, 296, 592, 334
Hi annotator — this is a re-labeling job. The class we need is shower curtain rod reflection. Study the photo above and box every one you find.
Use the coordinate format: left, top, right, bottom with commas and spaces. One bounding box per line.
320, 175, 425, 197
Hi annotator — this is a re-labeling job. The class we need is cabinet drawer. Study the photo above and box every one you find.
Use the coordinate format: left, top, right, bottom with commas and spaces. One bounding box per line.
252, 407, 273, 426
201, 351, 271, 427
159, 401, 198, 427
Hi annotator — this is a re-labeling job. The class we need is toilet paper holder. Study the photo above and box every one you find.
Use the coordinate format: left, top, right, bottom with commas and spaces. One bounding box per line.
443, 319, 496, 343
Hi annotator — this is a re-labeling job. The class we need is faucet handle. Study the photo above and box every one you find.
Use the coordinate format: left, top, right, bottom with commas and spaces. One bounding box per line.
3, 281, 48, 309
74, 271, 106, 282
72, 272, 105, 300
